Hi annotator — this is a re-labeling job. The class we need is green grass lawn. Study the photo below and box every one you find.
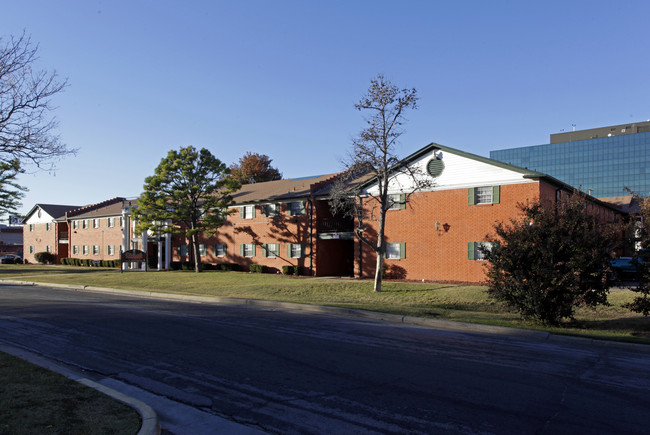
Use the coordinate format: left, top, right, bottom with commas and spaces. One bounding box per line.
2, 264, 650, 344
0, 351, 140, 435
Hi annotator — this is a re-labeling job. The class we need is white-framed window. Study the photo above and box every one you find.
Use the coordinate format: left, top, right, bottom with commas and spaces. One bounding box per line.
82, 220, 89, 229
214, 244, 227, 257
107, 217, 115, 228
469, 186, 500, 205
199, 244, 207, 256
92, 245, 100, 255
45, 245, 51, 253
107, 245, 115, 255
29, 224, 34, 232
287, 201, 305, 216
29, 246, 34, 254
83, 245, 89, 255
73, 245, 79, 255
263, 244, 279, 258
262, 203, 279, 217
119, 216, 124, 227
45, 223, 51, 231
72, 220, 79, 229
241, 205, 255, 219
288, 243, 303, 258
468, 242, 493, 261
386, 242, 405, 259
93, 219, 99, 229
241, 243, 256, 257
387, 194, 406, 210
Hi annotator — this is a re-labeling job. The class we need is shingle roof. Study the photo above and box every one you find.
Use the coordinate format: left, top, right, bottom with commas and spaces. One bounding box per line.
66, 197, 129, 219
231, 174, 339, 204
22, 204, 81, 223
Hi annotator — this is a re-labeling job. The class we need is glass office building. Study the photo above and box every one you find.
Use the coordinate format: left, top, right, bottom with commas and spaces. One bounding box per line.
490, 130, 650, 199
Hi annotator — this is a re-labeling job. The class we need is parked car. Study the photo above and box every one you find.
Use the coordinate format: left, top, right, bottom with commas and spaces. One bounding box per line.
609, 251, 646, 281
0, 254, 22, 264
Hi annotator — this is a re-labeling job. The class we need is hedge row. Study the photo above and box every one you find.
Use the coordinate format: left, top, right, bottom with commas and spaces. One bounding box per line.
60, 258, 121, 267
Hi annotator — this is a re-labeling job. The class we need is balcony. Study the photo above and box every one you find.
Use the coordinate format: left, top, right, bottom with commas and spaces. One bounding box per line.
317, 218, 353, 234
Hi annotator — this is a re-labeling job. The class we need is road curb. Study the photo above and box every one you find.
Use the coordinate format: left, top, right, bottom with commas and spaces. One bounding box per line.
4, 278, 650, 353
0, 344, 160, 435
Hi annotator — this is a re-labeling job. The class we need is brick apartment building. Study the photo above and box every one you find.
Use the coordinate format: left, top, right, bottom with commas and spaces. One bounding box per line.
22, 143, 624, 282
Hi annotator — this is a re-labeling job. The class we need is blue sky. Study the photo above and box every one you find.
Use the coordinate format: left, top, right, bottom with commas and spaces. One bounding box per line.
5, 0, 650, 217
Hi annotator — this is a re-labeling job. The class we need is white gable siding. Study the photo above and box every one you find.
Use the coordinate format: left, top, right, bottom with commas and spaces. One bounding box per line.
363, 148, 535, 195
24, 208, 56, 225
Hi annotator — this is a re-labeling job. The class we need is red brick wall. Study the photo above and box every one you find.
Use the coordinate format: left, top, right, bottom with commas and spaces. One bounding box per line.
356, 182, 544, 283
180, 202, 316, 274
67, 218, 124, 261
23, 222, 59, 264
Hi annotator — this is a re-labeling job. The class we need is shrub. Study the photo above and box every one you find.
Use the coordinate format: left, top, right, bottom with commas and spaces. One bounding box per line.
249, 264, 266, 273
483, 195, 619, 325
282, 265, 301, 276
217, 263, 239, 271
34, 252, 55, 265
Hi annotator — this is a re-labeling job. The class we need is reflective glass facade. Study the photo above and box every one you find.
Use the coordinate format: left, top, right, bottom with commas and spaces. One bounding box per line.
490, 132, 650, 198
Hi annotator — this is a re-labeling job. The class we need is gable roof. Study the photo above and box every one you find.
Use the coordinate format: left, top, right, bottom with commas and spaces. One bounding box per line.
65, 197, 127, 219
22, 204, 81, 223
231, 173, 338, 204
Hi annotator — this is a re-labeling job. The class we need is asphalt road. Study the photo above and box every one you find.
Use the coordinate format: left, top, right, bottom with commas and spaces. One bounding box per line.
1, 283, 650, 434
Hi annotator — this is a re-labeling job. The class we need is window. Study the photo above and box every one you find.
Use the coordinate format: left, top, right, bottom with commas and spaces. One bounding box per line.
263, 244, 279, 258
387, 194, 406, 210
93, 245, 100, 255
29, 224, 34, 232
82, 245, 88, 255
287, 243, 304, 258
241, 244, 256, 257
468, 186, 500, 205
107, 245, 115, 255
72, 220, 79, 229
199, 244, 207, 256
45, 223, 51, 231
386, 242, 406, 259
468, 242, 493, 260
287, 201, 305, 216
214, 244, 227, 257
241, 205, 255, 219
178, 244, 188, 257
119, 216, 124, 227
93, 219, 100, 228
45, 245, 51, 253
107, 217, 115, 228
29, 246, 34, 254
82, 220, 89, 229
262, 203, 279, 217
73, 245, 79, 255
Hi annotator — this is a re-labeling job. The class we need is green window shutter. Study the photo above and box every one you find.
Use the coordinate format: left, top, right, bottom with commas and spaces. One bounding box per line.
300, 201, 306, 214
240, 207, 245, 218
252, 206, 256, 218
399, 242, 406, 259
223, 245, 227, 256
287, 244, 292, 257
240, 244, 244, 256
468, 242, 475, 260
399, 194, 406, 210
492, 186, 500, 204
262, 244, 268, 257
300, 244, 305, 258
468, 188, 475, 205
286, 203, 292, 217
275, 244, 280, 256
252, 245, 256, 256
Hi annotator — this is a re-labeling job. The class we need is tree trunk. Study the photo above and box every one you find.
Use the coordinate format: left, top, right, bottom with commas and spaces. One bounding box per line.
374, 251, 384, 292
190, 230, 203, 273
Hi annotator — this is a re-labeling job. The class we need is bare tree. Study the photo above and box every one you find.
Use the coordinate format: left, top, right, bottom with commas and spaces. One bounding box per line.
0, 32, 73, 170
330, 74, 432, 292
